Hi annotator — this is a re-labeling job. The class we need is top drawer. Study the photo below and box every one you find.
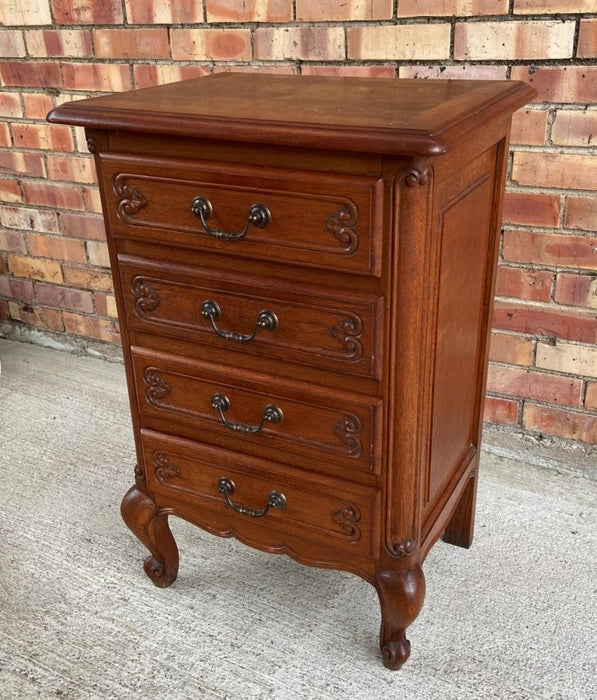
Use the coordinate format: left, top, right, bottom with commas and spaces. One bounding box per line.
99, 154, 384, 276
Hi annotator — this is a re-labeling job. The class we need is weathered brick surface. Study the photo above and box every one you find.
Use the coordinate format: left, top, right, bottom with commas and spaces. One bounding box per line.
347, 24, 451, 60
0, 2, 595, 446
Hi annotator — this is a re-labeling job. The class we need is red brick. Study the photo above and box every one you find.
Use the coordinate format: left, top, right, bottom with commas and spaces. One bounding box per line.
62, 264, 113, 292
8, 254, 63, 283
578, 19, 597, 59
495, 266, 553, 303
7, 279, 35, 302
523, 403, 597, 444
510, 109, 548, 146
25, 29, 92, 57
171, 29, 252, 61
28, 234, 87, 263
22, 92, 56, 119
125, 0, 204, 23
87, 241, 110, 268
454, 20, 575, 61
21, 181, 85, 211
11, 124, 75, 152
0, 151, 46, 178
492, 300, 597, 343
0, 299, 10, 320
302, 65, 396, 79
555, 273, 597, 309
488, 331, 534, 366
0, 229, 27, 254
8, 301, 64, 332
209, 0, 292, 21
402, 0, 507, 15
0, 61, 61, 88
47, 155, 96, 184
58, 212, 105, 241
347, 24, 450, 61
0, 93, 23, 119
213, 65, 297, 76
0, 179, 21, 203
400, 64, 507, 80
1, 205, 59, 234
514, 0, 596, 11
512, 152, 597, 191
585, 382, 597, 410
0, 30, 26, 57
50, 0, 123, 24
565, 196, 597, 232
552, 110, 597, 147
63, 311, 120, 343
133, 64, 208, 90
0, 0, 52, 24
483, 395, 519, 425
94, 292, 117, 318
0, 123, 12, 147
35, 282, 94, 313
93, 29, 170, 60
83, 188, 102, 214
486, 364, 582, 407
296, 0, 390, 20
511, 66, 597, 105
503, 191, 560, 228
502, 231, 597, 271
256, 26, 345, 61
61, 63, 132, 92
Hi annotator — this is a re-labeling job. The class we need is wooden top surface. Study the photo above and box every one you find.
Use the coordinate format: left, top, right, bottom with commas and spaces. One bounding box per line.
48, 73, 536, 156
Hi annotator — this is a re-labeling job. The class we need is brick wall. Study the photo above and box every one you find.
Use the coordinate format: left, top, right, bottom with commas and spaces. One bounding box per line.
0, 1, 596, 446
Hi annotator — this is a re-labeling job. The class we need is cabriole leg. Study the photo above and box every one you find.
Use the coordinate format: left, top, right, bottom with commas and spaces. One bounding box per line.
374, 565, 426, 670
120, 485, 179, 588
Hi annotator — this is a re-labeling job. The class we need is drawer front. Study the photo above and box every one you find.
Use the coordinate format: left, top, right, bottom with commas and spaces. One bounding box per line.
131, 348, 382, 482
100, 155, 383, 276
140, 429, 379, 558
120, 257, 383, 381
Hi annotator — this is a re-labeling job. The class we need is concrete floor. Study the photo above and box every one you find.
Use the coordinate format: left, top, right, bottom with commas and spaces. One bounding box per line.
0, 337, 595, 699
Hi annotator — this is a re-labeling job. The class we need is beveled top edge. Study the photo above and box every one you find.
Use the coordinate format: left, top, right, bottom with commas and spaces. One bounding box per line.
47, 73, 537, 157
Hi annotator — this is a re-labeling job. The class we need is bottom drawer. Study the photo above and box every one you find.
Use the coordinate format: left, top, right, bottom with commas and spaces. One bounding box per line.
140, 429, 380, 559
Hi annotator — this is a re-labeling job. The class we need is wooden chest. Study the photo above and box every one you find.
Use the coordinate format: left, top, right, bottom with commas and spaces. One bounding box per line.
48, 74, 535, 668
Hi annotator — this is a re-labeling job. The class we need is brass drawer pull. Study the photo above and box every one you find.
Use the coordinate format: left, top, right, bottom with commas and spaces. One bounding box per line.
201, 299, 278, 343
191, 196, 271, 240
211, 393, 283, 434
218, 477, 287, 518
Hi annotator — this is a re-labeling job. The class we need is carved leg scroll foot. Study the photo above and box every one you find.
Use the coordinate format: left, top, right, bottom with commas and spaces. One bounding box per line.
374, 565, 426, 670
120, 485, 179, 588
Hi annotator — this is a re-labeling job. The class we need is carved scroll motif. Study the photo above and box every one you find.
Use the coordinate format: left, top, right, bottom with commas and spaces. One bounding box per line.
403, 167, 431, 188
326, 199, 359, 254
114, 175, 148, 218
331, 314, 364, 362
332, 505, 362, 541
143, 368, 171, 405
389, 539, 416, 558
333, 413, 363, 458
132, 277, 161, 315
153, 452, 181, 484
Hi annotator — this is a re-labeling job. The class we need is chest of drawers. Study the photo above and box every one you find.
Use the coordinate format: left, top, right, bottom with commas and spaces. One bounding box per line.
48, 74, 535, 669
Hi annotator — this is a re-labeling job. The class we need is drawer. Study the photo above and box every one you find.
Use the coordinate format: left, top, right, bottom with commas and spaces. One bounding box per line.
131, 347, 382, 483
119, 256, 383, 381
140, 429, 380, 558
100, 154, 383, 276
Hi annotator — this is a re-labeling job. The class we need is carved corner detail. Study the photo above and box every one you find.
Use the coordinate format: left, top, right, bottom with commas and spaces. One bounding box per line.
333, 414, 363, 458
86, 138, 98, 154
331, 314, 364, 362
153, 452, 181, 484
403, 167, 431, 188
143, 367, 171, 405
326, 199, 359, 254
332, 505, 362, 540
134, 463, 144, 484
132, 277, 161, 315
114, 175, 148, 217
